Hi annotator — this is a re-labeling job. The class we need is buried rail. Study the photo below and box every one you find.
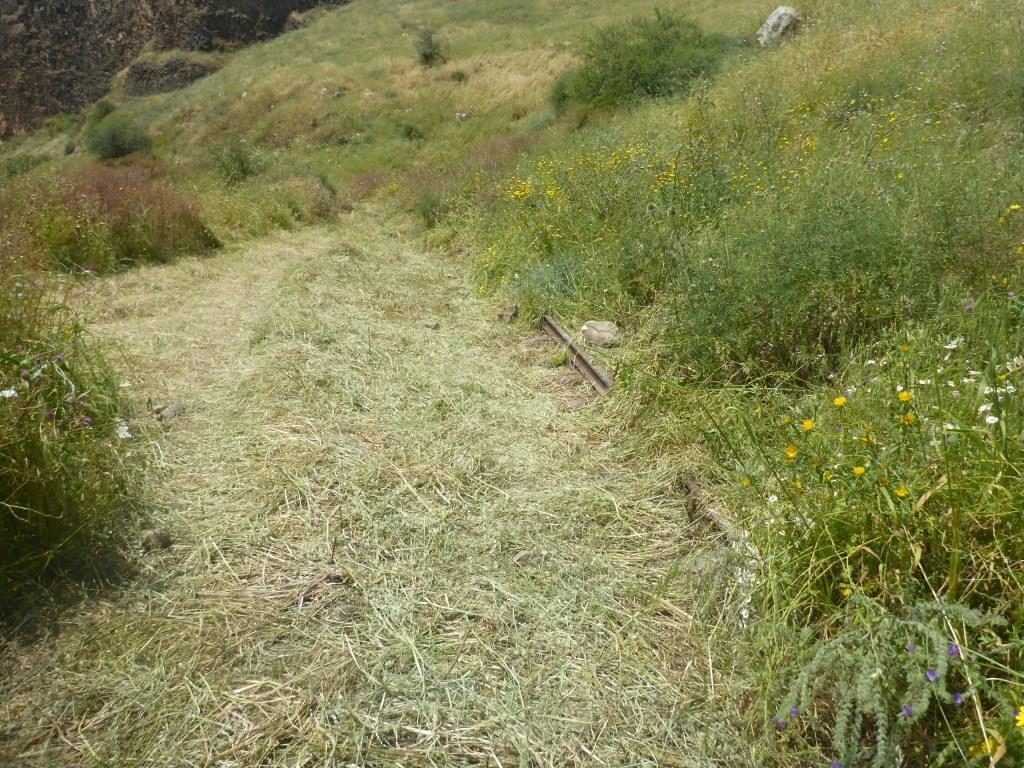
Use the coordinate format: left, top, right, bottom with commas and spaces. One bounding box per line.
539, 315, 615, 395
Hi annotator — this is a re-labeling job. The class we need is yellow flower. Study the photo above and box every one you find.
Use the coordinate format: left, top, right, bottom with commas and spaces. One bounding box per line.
853, 466, 867, 477
742, 477, 752, 488
1016, 706, 1024, 728
801, 419, 815, 432
969, 738, 997, 758
1010, 203, 1022, 212
895, 485, 909, 498
898, 390, 914, 403
793, 479, 803, 490
833, 395, 847, 408
822, 470, 833, 481
841, 586, 853, 598
785, 444, 799, 460
900, 343, 911, 353
901, 413, 917, 426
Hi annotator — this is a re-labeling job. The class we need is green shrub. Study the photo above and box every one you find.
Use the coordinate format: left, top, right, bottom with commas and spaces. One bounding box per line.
212, 141, 263, 186
415, 28, 445, 67
0, 270, 139, 608
87, 99, 117, 125
414, 189, 448, 228
553, 10, 728, 112
84, 111, 153, 160
400, 123, 426, 141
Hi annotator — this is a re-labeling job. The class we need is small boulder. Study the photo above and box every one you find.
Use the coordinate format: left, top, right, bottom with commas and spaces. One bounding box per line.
757, 6, 801, 46
141, 529, 172, 551
497, 305, 519, 323
581, 320, 621, 348
153, 403, 185, 422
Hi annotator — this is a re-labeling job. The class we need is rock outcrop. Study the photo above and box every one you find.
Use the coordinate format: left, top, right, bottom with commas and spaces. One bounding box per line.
0, 0, 346, 137
756, 6, 800, 46
124, 58, 219, 97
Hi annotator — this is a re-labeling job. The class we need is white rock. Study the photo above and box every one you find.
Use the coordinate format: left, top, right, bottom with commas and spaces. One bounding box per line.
757, 6, 800, 46
581, 320, 621, 347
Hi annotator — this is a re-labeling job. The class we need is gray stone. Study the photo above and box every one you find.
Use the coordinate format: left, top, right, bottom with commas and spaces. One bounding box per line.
757, 6, 800, 46
581, 320, 621, 347
141, 529, 172, 551
154, 402, 185, 421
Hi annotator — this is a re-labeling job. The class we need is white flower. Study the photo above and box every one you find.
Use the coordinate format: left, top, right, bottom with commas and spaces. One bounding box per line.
866, 359, 877, 366
944, 337, 963, 350
896, 384, 905, 392
943, 422, 958, 431
985, 415, 999, 425
0, 388, 17, 399
767, 494, 779, 504
978, 403, 993, 414
116, 421, 132, 440
917, 379, 933, 385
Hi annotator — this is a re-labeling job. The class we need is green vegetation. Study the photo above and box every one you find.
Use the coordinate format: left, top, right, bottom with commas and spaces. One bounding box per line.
0, 270, 138, 610
415, 27, 446, 67
552, 11, 729, 113
3, 163, 220, 273
3, 0, 1022, 762
84, 110, 153, 159
212, 140, 264, 186
466, 0, 1024, 763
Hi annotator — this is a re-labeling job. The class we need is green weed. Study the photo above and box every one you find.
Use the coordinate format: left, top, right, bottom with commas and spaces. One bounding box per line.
0, 271, 140, 609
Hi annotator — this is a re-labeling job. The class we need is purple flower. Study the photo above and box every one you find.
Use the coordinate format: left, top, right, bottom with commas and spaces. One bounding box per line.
952, 692, 964, 705
775, 718, 788, 731
906, 642, 917, 654
45, 410, 55, 421
927, 668, 940, 683
948, 643, 961, 658
902, 704, 913, 718
53, 353, 65, 363
81, 416, 93, 426
789, 705, 800, 718
831, 762, 843, 768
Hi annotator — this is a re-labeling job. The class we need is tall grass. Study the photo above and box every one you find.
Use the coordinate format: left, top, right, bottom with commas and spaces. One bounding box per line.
0, 269, 139, 610
462, 0, 1024, 762
2, 161, 220, 273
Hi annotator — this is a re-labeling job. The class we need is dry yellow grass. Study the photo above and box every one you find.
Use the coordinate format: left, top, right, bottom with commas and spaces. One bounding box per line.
0, 207, 752, 766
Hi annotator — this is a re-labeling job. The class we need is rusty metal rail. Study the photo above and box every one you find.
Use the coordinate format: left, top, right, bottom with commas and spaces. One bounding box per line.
539, 315, 615, 395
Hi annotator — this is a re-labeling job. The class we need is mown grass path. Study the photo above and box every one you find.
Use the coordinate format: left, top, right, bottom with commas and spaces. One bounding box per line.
1, 210, 741, 767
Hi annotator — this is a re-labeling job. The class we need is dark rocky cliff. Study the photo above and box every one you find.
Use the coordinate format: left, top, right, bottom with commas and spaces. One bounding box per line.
0, 1, 344, 137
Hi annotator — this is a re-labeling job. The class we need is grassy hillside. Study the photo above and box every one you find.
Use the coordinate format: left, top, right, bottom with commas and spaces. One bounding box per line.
1, 0, 766, 242
464, 0, 1024, 764
3, 0, 1023, 764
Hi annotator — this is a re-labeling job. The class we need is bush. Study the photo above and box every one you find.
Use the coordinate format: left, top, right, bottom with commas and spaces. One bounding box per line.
553, 11, 728, 112
415, 28, 446, 67
84, 111, 153, 160
0, 270, 139, 608
212, 141, 263, 186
